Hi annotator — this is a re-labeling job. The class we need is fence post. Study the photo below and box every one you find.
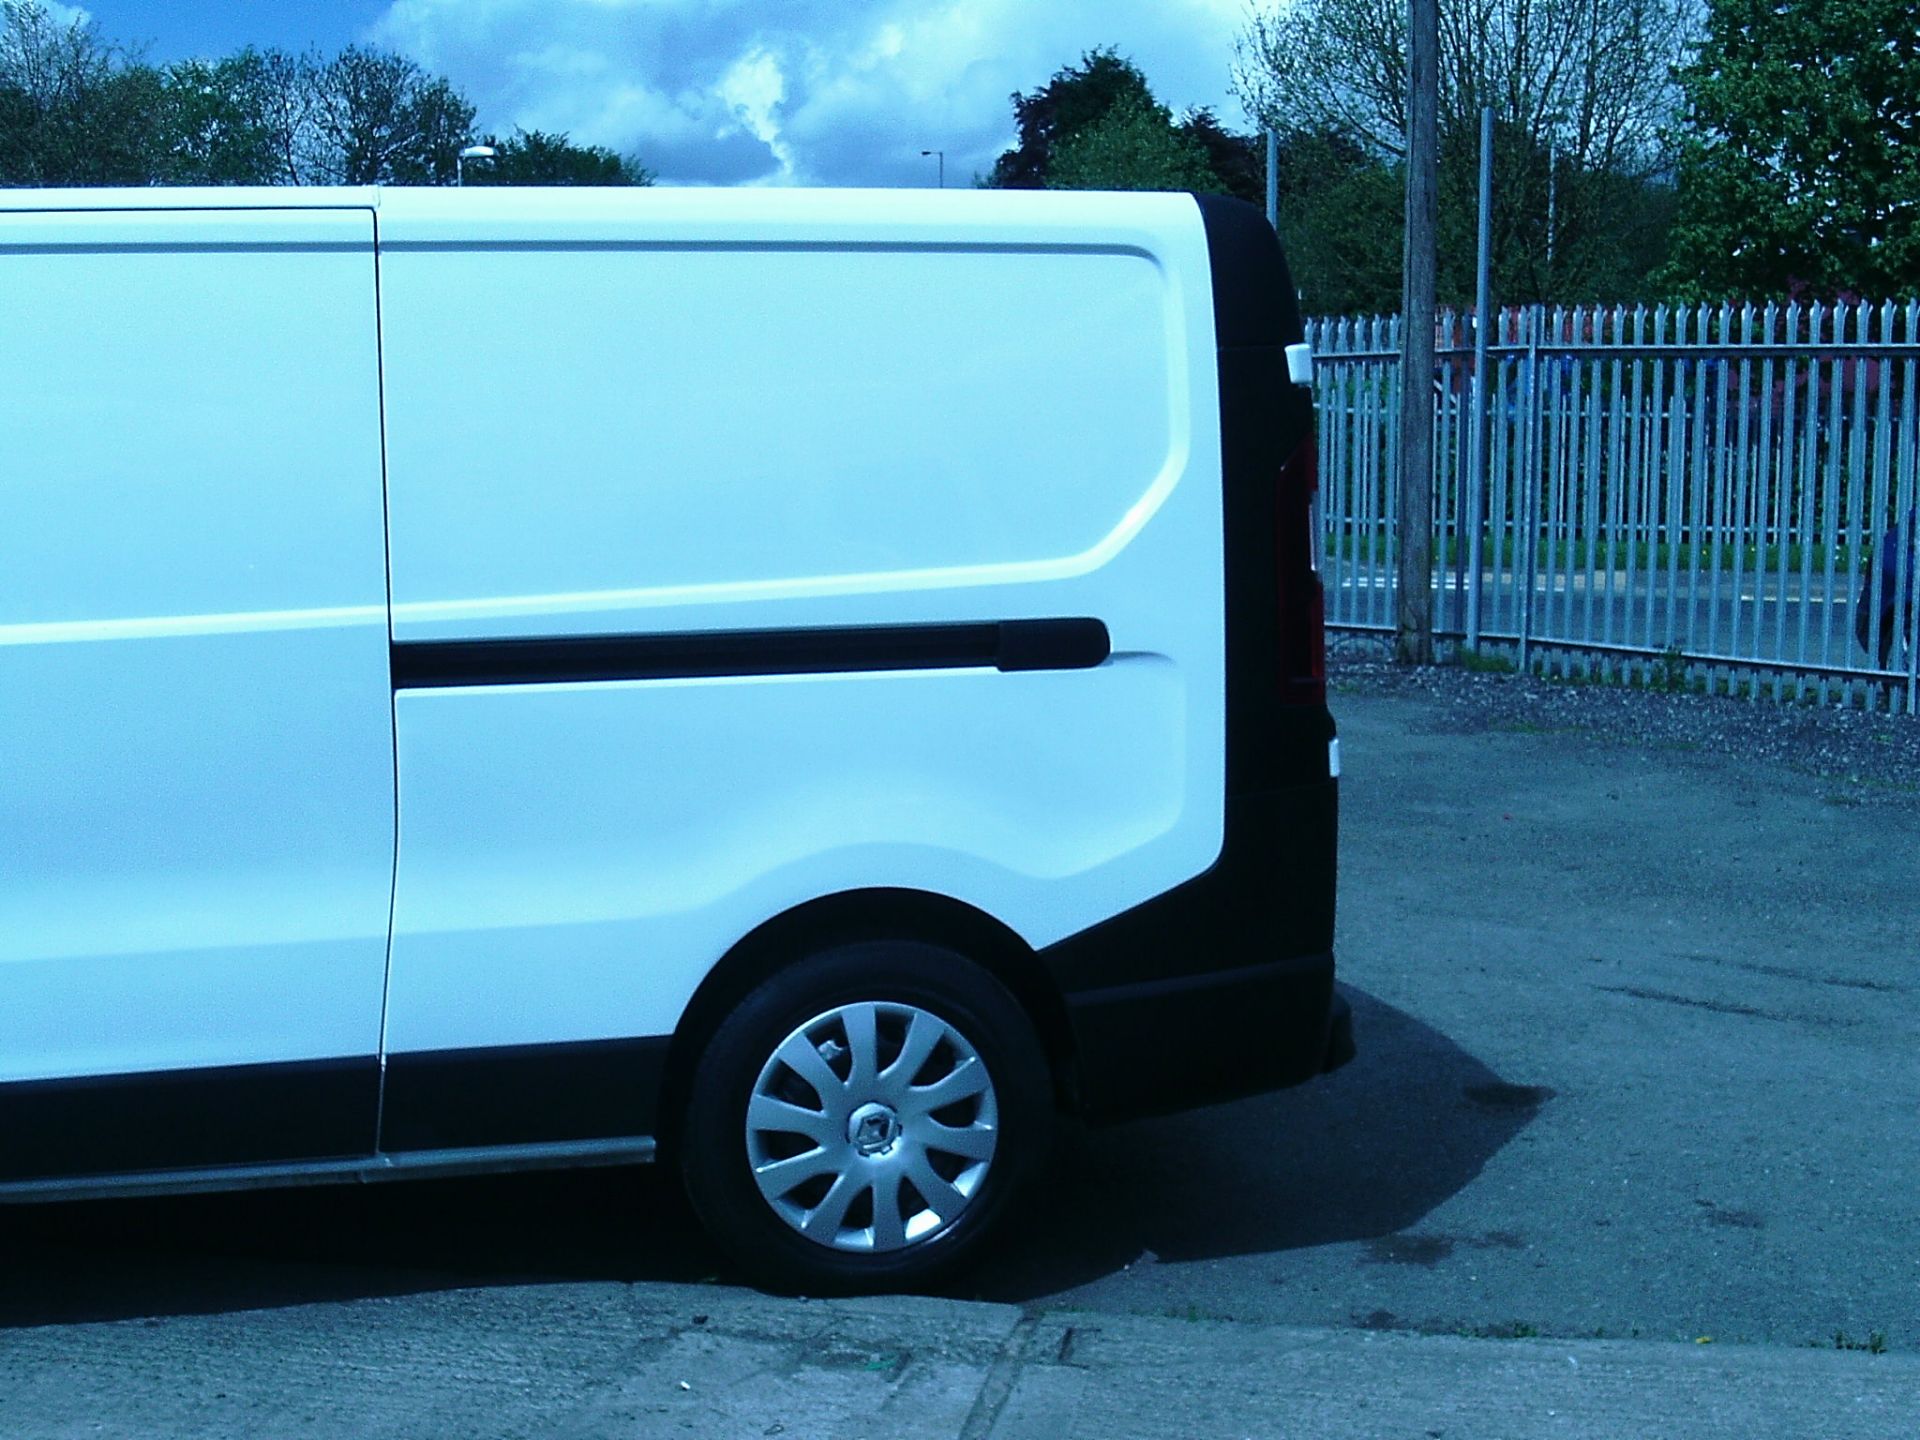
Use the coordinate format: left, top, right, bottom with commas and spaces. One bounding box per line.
1465, 105, 1494, 651
1519, 304, 1541, 673
1907, 299, 1920, 714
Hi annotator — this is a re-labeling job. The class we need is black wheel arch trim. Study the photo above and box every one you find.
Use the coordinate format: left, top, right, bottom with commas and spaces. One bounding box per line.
657, 888, 1079, 1156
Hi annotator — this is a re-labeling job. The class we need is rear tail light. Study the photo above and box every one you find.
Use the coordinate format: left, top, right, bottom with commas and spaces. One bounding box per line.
1276, 434, 1326, 705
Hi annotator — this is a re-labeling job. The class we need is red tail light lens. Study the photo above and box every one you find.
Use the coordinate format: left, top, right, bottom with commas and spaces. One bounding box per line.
1277, 434, 1326, 705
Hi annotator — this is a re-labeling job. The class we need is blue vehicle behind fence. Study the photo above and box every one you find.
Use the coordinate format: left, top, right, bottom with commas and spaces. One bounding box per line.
1856, 509, 1917, 669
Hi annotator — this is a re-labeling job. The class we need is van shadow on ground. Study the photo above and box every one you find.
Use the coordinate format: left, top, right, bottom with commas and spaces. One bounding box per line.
0, 988, 1543, 1326
961, 986, 1551, 1303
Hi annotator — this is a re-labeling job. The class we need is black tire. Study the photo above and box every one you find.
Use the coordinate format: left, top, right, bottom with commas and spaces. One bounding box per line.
680, 940, 1051, 1294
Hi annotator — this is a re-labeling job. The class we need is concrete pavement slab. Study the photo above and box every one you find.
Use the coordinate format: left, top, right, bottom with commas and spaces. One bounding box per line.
995, 1311, 1916, 1439
3, 1281, 1913, 1439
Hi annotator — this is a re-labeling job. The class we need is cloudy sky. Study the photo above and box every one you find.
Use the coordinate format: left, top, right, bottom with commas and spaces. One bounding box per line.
76, 0, 1256, 187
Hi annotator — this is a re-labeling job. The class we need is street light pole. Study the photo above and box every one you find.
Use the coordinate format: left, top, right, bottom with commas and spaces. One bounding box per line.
920, 149, 945, 188
1546, 141, 1557, 271
1465, 105, 1495, 651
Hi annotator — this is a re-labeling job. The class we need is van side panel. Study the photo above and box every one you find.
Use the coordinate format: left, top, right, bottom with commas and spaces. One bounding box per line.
0, 210, 393, 1175
374, 192, 1224, 1096
383, 662, 1184, 1057
379, 245, 1175, 618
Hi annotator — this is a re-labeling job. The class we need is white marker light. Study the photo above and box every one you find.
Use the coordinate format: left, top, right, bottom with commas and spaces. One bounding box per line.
1286, 342, 1314, 387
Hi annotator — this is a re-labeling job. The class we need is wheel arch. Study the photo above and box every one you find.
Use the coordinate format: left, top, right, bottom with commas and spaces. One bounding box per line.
657, 888, 1078, 1158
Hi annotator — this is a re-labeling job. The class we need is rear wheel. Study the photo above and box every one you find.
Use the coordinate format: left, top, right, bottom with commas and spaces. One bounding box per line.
680, 941, 1050, 1293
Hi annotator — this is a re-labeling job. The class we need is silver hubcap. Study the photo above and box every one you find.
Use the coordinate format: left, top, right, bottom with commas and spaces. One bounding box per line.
746, 1001, 1000, 1254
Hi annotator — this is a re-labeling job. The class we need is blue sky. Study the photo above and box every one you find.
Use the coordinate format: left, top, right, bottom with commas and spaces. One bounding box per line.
66, 1, 1253, 187
81, 1, 391, 62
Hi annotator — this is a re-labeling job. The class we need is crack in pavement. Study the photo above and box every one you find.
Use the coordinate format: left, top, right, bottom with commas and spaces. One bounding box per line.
956, 1312, 1040, 1440
1594, 984, 1853, 1026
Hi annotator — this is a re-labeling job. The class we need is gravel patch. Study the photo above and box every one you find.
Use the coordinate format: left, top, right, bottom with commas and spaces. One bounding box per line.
1328, 635, 1920, 808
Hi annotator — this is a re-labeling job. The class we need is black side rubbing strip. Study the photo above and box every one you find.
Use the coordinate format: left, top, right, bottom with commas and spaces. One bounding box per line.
391, 618, 1110, 690
380, 1038, 670, 1152
0, 1057, 379, 1183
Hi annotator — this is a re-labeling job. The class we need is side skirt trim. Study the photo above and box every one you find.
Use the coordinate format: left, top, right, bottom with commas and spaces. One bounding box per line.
0, 1036, 672, 1188
0, 1056, 379, 1184
379, 1036, 671, 1152
0, 1136, 656, 1205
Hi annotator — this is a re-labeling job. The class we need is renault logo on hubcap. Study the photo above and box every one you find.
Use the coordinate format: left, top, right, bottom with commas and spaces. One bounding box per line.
847, 1102, 902, 1156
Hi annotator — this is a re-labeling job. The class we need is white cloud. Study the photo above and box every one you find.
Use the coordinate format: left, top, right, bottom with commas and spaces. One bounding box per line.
364, 0, 1251, 187
717, 47, 797, 183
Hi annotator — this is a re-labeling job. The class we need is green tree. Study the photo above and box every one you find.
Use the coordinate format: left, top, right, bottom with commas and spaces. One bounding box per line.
182, 45, 477, 187
308, 45, 476, 185
1048, 96, 1222, 193
0, 0, 168, 185
1273, 131, 1406, 314
245, 48, 325, 184
1662, 0, 1920, 300
1235, 0, 1696, 304
987, 47, 1163, 189
157, 52, 280, 184
468, 127, 653, 186
986, 48, 1245, 196
0, 6, 646, 190
1178, 107, 1264, 206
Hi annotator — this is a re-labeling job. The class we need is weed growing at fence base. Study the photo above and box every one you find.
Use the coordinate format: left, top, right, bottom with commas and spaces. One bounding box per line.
1652, 646, 1689, 692
1827, 1330, 1889, 1354
1455, 646, 1517, 675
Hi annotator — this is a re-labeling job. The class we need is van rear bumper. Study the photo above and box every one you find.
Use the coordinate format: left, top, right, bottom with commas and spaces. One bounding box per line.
1037, 769, 1346, 1124
1060, 950, 1350, 1123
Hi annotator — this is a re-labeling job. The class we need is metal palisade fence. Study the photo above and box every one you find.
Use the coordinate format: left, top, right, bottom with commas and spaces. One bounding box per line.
1310, 302, 1920, 712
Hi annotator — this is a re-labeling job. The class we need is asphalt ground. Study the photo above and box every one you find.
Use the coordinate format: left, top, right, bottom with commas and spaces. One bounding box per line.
968, 658, 1920, 1347
1, 659, 1915, 1412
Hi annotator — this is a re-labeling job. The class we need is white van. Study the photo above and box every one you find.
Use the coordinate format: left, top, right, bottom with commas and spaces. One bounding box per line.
0, 185, 1348, 1291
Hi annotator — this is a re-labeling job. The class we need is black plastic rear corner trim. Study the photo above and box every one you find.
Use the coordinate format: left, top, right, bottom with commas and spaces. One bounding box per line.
1192, 192, 1305, 352
1192, 193, 1320, 796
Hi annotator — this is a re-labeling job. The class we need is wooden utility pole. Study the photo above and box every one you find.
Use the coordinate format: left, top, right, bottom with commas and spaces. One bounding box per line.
1396, 0, 1439, 664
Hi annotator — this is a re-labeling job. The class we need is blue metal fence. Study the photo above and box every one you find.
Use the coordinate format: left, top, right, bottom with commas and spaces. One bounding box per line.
1310, 302, 1920, 712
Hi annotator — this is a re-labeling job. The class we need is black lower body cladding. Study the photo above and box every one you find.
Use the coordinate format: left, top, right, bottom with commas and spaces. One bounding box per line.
1056, 944, 1347, 1125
